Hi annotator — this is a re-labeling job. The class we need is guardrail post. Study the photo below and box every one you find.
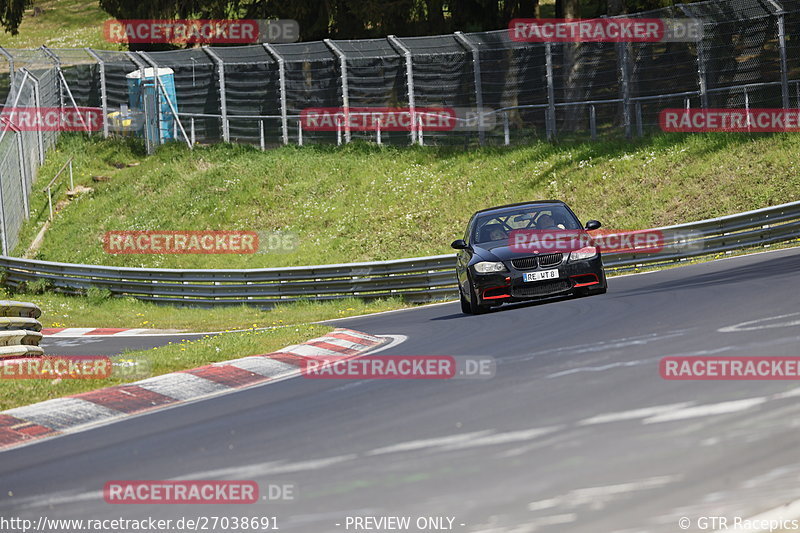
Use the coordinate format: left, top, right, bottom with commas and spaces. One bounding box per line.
263, 43, 289, 145
203, 47, 229, 143
324, 39, 351, 143
388, 36, 417, 145
85, 48, 109, 138
454, 31, 485, 146
618, 42, 632, 139
545, 43, 556, 141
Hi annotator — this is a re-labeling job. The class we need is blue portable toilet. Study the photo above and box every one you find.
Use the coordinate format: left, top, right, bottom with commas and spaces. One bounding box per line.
126, 67, 178, 143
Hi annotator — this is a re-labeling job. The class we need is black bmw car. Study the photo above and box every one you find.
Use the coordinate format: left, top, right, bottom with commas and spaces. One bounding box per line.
452, 201, 607, 314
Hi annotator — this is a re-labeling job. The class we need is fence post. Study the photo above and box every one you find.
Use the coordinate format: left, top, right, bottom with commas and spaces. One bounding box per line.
590, 105, 597, 140
203, 47, 229, 143
0, 46, 15, 99
0, 157, 6, 254
767, 0, 790, 109
41, 46, 65, 112
22, 69, 45, 165
678, 5, 709, 109
545, 43, 556, 141
454, 32, 485, 146
636, 101, 643, 137
85, 48, 109, 138
618, 42, 632, 139
388, 35, 417, 145
263, 44, 289, 145
502, 112, 510, 145
298, 119, 303, 146
15, 130, 29, 218
324, 39, 351, 143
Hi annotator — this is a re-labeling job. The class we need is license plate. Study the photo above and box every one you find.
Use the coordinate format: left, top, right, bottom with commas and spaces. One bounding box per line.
523, 269, 559, 282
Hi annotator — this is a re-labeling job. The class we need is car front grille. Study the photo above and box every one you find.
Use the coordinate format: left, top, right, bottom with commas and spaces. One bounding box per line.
538, 253, 564, 268
512, 280, 571, 298
511, 256, 538, 270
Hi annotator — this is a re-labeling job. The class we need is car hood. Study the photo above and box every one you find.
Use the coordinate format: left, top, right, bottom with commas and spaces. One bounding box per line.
474, 231, 594, 261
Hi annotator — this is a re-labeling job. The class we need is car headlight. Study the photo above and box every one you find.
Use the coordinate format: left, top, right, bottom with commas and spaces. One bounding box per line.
569, 246, 598, 262
473, 261, 507, 273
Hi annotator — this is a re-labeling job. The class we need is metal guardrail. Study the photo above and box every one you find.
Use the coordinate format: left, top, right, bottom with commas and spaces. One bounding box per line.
0, 202, 798, 307
0, 300, 44, 358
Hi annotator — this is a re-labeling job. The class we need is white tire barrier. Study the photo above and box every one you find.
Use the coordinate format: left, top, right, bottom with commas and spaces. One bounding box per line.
0, 301, 43, 359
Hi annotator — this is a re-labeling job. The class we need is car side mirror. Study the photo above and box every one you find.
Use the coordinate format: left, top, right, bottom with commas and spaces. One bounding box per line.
585, 220, 602, 230
451, 239, 469, 250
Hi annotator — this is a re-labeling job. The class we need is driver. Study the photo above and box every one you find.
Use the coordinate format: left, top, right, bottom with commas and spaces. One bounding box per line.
488, 227, 508, 241
536, 214, 558, 229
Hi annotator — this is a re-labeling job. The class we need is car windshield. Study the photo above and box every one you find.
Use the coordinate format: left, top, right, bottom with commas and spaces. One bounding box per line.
472, 205, 582, 245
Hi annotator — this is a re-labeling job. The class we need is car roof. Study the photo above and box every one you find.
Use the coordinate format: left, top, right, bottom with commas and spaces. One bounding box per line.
473, 200, 567, 216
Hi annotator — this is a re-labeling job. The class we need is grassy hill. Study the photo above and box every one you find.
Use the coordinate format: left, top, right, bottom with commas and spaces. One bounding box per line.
0, 0, 123, 50
15, 132, 800, 269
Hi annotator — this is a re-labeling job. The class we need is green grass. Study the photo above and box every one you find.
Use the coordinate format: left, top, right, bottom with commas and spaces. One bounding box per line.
17, 133, 800, 269
0, 323, 332, 411
0, 0, 124, 50
0, 288, 415, 330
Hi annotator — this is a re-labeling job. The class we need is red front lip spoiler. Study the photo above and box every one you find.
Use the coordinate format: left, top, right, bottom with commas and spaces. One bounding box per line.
570, 273, 600, 287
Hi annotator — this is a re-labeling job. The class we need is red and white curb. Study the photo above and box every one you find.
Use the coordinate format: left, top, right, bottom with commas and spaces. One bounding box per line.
0, 328, 386, 450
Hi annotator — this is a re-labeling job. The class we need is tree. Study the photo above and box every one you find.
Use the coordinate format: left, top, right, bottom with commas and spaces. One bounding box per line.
0, 0, 30, 35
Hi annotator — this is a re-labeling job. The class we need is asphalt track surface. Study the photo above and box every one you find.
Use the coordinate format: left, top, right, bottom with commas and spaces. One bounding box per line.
4, 247, 800, 533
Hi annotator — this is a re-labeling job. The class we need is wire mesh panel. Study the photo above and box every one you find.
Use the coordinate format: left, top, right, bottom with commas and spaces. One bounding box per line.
270, 41, 340, 144
329, 38, 407, 144
87, 49, 139, 116
684, 0, 783, 109
206, 45, 280, 146
397, 35, 476, 146
145, 48, 220, 144
783, 0, 800, 101
464, 30, 548, 144
49, 48, 100, 109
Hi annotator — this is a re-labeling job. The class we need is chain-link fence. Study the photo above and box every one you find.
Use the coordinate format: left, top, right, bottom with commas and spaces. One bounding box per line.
1, 0, 800, 253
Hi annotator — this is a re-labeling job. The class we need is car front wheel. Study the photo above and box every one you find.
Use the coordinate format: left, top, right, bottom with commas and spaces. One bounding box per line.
465, 276, 489, 315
